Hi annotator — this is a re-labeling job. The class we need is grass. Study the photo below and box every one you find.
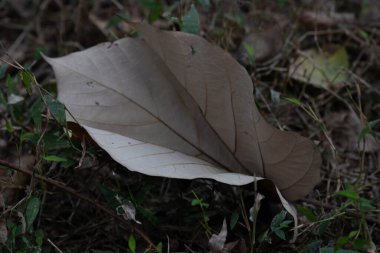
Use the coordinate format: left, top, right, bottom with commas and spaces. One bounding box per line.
0, 0, 379, 252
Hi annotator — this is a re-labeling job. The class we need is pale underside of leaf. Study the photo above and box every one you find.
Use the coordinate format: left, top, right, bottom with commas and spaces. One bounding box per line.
45, 39, 246, 175
84, 126, 256, 184
45, 23, 320, 201
84, 125, 298, 237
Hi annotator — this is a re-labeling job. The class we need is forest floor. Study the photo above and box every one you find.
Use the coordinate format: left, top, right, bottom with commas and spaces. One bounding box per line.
0, 0, 379, 252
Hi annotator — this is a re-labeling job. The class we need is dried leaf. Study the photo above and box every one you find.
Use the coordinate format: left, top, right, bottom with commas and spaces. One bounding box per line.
0, 219, 7, 245
249, 193, 265, 222
325, 110, 379, 152
133, 23, 321, 200
239, 25, 285, 64
17, 211, 26, 234
115, 196, 141, 224
44, 22, 320, 201
230, 239, 247, 253
209, 219, 228, 253
209, 220, 243, 253
289, 47, 349, 89
1, 155, 35, 206
7, 93, 24, 104
300, 11, 355, 27
0, 193, 4, 208
5, 0, 37, 18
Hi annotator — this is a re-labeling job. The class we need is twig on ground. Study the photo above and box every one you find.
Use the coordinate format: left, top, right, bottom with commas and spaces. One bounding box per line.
47, 238, 64, 253
301, 198, 380, 226
0, 159, 157, 251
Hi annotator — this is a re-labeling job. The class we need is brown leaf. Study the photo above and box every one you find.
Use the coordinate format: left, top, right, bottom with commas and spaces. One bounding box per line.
0, 218, 7, 245
239, 23, 287, 64
1, 155, 35, 205
325, 110, 380, 152
299, 11, 355, 27
209, 221, 244, 253
44, 22, 320, 201
133, 23, 321, 200
0, 193, 4, 209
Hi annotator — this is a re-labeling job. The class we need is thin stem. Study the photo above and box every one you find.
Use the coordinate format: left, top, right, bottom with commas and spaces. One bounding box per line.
0, 159, 157, 251
301, 198, 380, 226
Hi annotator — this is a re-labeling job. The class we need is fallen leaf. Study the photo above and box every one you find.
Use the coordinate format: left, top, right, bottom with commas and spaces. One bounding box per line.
88, 12, 131, 40
239, 25, 286, 64
0, 219, 7, 245
0, 155, 35, 206
115, 196, 141, 224
0, 138, 7, 149
44, 22, 320, 202
289, 47, 349, 89
230, 239, 247, 253
5, 0, 37, 18
360, 0, 380, 24
325, 110, 380, 152
7, 93, 24, 105
299, 11, 355, 27
17, 211, 26, 234
208, 221, 243, 253
0, 193, 4, 208
209, 219, 228, 253
249, 193, 265, 222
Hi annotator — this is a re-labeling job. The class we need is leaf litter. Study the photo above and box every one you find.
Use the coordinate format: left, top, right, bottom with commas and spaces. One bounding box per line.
289, 47, 349, 89
1, 0, 380, 251
324, 110, 379, 152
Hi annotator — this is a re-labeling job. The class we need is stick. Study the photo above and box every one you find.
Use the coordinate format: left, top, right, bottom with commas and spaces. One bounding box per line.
0, 159, 157, 251
301, 198, 380, 226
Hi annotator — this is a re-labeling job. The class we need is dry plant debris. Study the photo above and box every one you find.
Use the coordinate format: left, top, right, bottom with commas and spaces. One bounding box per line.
0, 0, 379, 252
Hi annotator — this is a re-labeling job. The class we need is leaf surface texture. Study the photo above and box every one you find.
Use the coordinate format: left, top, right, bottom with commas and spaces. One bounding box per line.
45, 23, 320, 201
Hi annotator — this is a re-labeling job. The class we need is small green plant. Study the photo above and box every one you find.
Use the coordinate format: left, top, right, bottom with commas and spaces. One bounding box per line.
332, 184, 374, 252
128, 234, 136, 253
358, 119, 380, 142
137, 0, 163, 22
336, 183, 375, 213
3, 195, 50, 253
156, 242, 163, 253
297, 184, 375, 252
252, 209, 293, 251
191, 190, 211, 235
243, 42, 256, 67
270, 210, 293, 240
0, 58, 78, 252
